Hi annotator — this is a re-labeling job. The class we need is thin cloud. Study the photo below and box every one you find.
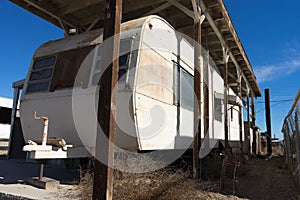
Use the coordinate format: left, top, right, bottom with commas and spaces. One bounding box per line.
254, 57, 300, 83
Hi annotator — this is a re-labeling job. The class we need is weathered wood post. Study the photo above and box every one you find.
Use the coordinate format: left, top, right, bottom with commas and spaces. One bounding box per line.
93, 0, 122, 199
238, 77, 243, 158
247, 96, 251, 155
264, 88, 272, 156
251, 96, 256, 154
191, 0, 203, 180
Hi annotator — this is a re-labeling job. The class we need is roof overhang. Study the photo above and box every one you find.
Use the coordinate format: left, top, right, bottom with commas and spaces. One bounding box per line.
9, 0, 261, 97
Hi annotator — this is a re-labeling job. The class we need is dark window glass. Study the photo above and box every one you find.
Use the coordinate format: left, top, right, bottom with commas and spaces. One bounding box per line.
120, 40, 132, 54
214, 97, 222, 122
92, 68, 128, 86
30, 68, 53, 81
118, 68, 127, 80
119, 54, 129, 66
50, 46, 95, 91
26, 82, 49, 93
33, 56, 56, 69
180, 68, 194, 111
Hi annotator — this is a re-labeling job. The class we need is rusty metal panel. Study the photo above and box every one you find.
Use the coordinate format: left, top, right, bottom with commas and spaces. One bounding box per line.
136, 49, 174, 105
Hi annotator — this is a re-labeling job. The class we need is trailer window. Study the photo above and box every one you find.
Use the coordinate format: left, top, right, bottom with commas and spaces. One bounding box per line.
214, 96, 222, 122
27, 82, 50, 94
91, 54, 130, 85
33, 56, 56, 69
91, 39, 133, 86
26, 56, 56, 94
30, 68, 53, 81
50, 46, 95, 91
180, 68, 194, 111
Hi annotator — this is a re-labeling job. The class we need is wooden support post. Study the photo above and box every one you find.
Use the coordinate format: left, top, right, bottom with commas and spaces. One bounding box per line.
204, 28, 209, 140
294, 106, 300, 186
251, 96, 256, 154
193, 11, 202, 180
264, 88, 272, 156
93, 0, 122, 199
220, 51, 229, 191
7, 87, 21, 159
295, 104, 300, 187
224, 54, 229, 155
246, 96, 251, 155
238, 80, 243, 159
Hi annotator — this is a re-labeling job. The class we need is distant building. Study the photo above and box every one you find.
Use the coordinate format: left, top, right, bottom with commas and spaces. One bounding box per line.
0, 97, 19, 139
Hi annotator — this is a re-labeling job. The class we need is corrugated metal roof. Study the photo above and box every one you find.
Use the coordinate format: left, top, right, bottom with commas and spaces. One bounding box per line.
9, 0, 261, 97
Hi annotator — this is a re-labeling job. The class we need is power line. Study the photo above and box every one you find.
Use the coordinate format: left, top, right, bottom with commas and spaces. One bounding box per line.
255, 99, 294, 104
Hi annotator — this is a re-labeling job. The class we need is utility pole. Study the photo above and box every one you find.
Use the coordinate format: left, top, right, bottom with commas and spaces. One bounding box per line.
264, 88, 272, 156
93, 0, 122, 199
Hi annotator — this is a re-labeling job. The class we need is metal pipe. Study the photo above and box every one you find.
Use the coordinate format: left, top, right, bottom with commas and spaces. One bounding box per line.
33, 111, 49, 146
39, 160, 45, 180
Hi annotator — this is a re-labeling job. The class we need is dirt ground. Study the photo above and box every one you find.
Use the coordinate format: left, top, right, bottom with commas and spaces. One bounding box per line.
0, 148, 299, 199
231, 155, 300, 200
78, 154, 300, 200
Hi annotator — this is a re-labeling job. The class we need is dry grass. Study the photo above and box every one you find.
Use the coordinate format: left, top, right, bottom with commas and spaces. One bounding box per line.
76, 157, 245, 200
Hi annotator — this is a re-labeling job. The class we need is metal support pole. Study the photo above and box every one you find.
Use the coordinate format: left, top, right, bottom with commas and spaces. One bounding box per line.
39, 160, 45, 180
193, 7, 202, 180
265, 88, 272, 156
93, 0, 122, 199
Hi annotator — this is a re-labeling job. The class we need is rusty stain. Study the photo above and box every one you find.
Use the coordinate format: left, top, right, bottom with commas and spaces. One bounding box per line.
136, 48, 173, 105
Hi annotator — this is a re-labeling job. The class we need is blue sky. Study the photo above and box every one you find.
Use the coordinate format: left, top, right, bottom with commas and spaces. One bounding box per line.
224, 0, 300, 138
1, 1, 299, 139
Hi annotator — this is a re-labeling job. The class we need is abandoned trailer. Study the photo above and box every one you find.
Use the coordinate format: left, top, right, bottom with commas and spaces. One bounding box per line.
5, 1, 264, 193
19, 15, 255, 158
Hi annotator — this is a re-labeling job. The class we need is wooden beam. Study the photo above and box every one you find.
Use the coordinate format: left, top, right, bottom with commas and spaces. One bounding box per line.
143, 2, 172, 16
61, 0, 102, 15
167, 0, 195, 19
93, 0, 122, 199
22, 0, 76, 28
217, 0, 261, 97
199, 1, 256, 98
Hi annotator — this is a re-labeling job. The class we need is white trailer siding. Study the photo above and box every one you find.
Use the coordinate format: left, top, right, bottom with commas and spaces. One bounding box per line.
20, 16, 244, 157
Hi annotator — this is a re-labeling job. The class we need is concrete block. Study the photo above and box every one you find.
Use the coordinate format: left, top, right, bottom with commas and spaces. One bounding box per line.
28, 177, 60, 190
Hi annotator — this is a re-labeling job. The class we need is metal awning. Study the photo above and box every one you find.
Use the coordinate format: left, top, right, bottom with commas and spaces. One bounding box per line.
9, 0, 261, 97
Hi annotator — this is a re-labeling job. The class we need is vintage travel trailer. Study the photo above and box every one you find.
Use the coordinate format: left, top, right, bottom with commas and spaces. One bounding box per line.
20, 16, 243, 158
